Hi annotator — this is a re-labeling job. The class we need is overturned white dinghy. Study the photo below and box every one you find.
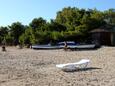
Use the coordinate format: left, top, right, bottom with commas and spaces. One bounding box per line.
56, 59, 90, 72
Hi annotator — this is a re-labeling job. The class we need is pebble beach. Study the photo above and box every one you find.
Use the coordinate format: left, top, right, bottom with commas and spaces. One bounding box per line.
0, 46, 115, 86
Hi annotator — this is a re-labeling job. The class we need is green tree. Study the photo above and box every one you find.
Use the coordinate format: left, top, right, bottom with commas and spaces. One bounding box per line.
56, 7, 81, 31
104, 9, 115, 25
5, 33, 14, 45
55, 7, 107, 42
29, 17, 46, 30
9, 22, 25, 45
0, 26, 8, 37
0, 26, 9, 44
19, 27, 36, 45
46, 19, 67, 32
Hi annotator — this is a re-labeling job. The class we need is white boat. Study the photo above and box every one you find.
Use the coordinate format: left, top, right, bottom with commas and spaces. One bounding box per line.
58, 41, 96, 49
32, 41, 96, 49
32, 44, 61, 49
75, 44, 96, 49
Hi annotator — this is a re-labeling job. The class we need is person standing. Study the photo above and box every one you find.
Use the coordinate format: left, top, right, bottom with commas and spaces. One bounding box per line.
64, 41, 67, 51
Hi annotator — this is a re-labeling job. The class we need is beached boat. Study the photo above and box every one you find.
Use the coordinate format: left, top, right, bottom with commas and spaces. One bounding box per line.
32, 44, 61, 49
32, 41, 96, 49
75, 44, 96, 49
58, 41, 96, 49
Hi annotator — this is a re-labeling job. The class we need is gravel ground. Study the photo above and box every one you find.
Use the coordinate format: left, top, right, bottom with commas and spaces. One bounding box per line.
0, 46, 115, 86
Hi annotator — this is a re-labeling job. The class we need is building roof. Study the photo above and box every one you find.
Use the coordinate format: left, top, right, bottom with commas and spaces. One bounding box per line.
90, 25, 115, 33
90, 29, 109, 33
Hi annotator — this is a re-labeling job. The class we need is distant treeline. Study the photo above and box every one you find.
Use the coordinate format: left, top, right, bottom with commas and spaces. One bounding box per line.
0, 7, 115, 46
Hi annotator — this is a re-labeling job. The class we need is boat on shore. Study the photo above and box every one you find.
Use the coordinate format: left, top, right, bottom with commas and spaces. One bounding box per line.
32, 44, 61, 49
32, 41, 96, 50
75, 44, 96, 49
58, 41, 96, 49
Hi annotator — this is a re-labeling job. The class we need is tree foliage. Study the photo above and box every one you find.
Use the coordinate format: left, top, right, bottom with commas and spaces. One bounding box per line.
0, 7, 115, 46
9, 22, 25, 45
